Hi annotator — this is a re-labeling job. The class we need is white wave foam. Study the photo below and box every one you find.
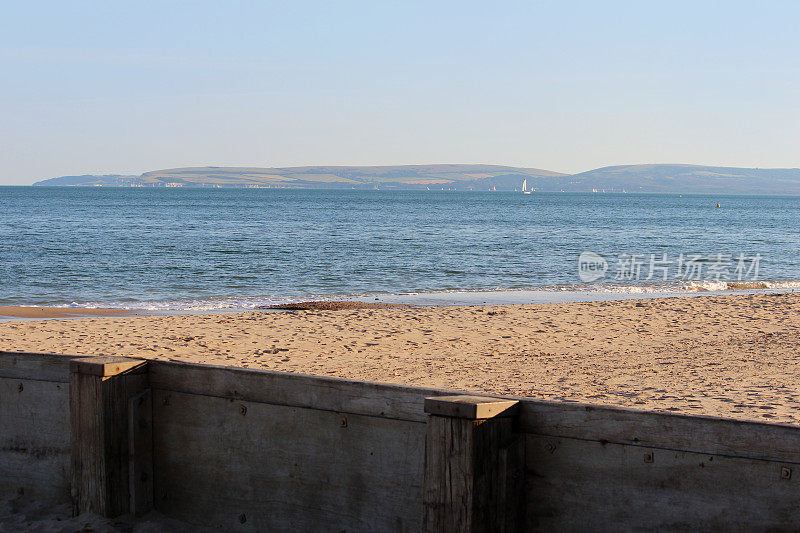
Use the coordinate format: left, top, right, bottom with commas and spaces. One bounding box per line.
684, 280, 800, 292
50, 279, 800, 312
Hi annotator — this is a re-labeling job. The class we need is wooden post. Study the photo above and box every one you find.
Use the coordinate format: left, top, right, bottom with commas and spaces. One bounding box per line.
423, 395, 524, 533
70, 357, 149, 517
128, 389, 154, 516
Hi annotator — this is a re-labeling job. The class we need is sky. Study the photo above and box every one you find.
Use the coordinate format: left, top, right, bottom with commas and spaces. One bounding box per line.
1, 1, 798, 185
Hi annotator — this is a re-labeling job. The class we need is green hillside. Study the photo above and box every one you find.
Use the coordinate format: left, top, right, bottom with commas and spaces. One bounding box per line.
34, 165, 563, 190
32, 163, 800, 194
561, 164, 800, 194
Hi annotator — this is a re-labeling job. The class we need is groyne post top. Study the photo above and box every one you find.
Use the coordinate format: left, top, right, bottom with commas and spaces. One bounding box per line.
70, 357, 147, 377
424, 395, 519, 420
423, 395, 524, 533
70, 356, 150, 518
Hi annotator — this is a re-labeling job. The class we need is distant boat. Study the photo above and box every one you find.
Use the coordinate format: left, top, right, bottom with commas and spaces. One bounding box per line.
522, 179, 531, 194
491, 186, 496, 191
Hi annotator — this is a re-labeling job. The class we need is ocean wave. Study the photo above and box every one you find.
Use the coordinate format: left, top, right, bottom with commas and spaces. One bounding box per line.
49, 279, 800, 312
683, 280, 800, 292
554, 280, 800, 294
59, 297, 293, 312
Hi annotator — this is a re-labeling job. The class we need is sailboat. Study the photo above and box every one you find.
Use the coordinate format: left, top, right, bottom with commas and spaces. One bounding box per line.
522, 179, 531, 194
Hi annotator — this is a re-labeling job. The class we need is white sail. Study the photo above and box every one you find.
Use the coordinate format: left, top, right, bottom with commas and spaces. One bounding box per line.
522, 179, 527, 192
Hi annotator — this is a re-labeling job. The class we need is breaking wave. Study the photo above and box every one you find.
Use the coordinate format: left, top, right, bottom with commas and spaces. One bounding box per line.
47, 279, 800, 312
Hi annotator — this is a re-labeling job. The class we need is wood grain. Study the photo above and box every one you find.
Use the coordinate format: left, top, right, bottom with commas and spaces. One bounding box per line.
148, 360, 452, 423
70, 367, 148, 517
0, 377, 70, 504
423, 415, 521, 532
128, 388, 154, 516
152, 389, 426, 532
525, 434, 800, 531
518, 400, 800, 463
0, 351, 74, 383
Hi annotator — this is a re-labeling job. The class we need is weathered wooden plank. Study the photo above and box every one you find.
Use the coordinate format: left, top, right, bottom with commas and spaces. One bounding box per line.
525, 434, 800, 531
0, 377, 71, 504
498, 433, 526, 533
424, 416, 477, 532
148, 360, 450, 423
70, 360, 148, 517
9, 352, 800, 461
0, 351, 75, 382
518, 400, 800, 464
423, 416, 520, 533
152, 389, 426, 532
423, 395, 524, 533
128, 389, 153, 517
150, 360, 800, 463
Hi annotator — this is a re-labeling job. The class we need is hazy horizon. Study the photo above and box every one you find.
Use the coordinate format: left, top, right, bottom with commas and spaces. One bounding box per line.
2, 1, 798, 185
14, 161, 800, 187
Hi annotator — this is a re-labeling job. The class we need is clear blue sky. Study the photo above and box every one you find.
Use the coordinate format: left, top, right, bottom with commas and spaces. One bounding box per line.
1, 1, 798, 185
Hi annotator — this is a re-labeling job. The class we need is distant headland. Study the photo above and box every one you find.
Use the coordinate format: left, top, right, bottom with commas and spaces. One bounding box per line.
32, 163, 800, 195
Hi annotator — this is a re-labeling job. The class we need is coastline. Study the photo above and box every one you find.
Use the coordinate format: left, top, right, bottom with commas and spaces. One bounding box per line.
0, 306, 135, 319
3, 284, 798, 320
3, 292, 799, 424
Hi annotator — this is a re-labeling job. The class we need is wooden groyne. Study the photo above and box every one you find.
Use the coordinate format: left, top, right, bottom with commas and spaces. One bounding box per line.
3, 350, 800, 531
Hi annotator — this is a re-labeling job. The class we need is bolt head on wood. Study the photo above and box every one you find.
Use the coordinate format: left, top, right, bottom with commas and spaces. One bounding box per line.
424, 395, 519, 419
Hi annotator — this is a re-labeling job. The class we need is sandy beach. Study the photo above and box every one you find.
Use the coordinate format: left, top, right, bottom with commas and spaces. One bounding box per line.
1, 292, 799, 424
0, 494, 209, 532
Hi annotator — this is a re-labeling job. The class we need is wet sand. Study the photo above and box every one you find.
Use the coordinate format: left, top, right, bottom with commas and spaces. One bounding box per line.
0, 306, 134, 319
1, 293, 799, 424
262, 301, 409, 310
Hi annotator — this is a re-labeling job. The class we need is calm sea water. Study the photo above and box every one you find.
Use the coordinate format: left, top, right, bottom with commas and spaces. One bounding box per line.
2, 187, 799, 309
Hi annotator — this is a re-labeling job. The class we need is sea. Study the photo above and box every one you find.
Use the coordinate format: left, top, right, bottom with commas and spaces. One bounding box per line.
2, 186, 799, 311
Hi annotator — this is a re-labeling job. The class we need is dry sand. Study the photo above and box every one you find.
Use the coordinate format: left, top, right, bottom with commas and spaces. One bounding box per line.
1, 293, 799, 424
